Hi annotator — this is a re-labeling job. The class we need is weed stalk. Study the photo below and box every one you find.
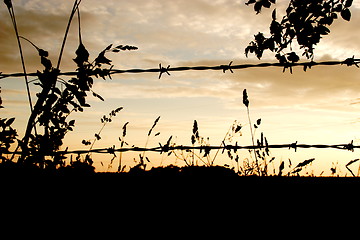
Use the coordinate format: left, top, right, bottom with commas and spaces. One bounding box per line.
4, 1, 34, 115
57, 0, 82, 69
243, 89, 259, 172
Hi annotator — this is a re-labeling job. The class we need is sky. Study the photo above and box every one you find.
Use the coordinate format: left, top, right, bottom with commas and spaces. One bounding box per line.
1, 0, 360, 175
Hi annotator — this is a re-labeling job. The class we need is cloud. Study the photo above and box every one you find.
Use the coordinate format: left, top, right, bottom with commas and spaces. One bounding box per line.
3, 0, 358, 73
92, 76, 237, 100
94, 54, 360, 116
0, 1, 106, 73
3, 1, 360, 119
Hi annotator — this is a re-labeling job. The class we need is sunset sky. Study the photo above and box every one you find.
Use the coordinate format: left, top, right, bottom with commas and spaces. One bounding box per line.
1, 0, 360, 174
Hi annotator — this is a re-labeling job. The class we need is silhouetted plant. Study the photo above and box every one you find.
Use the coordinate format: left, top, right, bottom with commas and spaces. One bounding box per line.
118, 121, 130, 172
345, 158, 359, 177
81, 107, 123, 169
289, 158, 315, 176
0, 117, 17, 163
245, 0, 354, 70
2, 0, 137, 172
171, 120, 213, 167
3, 0, 34, 113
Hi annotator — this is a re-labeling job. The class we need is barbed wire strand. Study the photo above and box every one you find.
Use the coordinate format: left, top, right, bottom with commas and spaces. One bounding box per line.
1, 57, 359, 80
4, 141, 358, 156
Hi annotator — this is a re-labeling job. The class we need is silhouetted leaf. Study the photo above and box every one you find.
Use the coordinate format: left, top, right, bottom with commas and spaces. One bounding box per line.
316, 25, 330, 35
4, 0, 12, 9
262, 0, 271, 9
245, 0, 256, 5
161, 136, 173, 153
148, 116, 160, 136
193, 120, 198, 135
345, 0, 353, 8
341, 8, 351, 21
256, 119, 261, 126
122, 122, 129, 137
292, 168, 302, 174
272, 9, 276, 20
82, 139, 91, 146
95, 50, 112, 66
92, 91, 104, 101
278, 161, 284, 176
254, 1, 262, 14
38, 49, 49, 58
41, 56, 52, 70
74, 43, 89, 65
234, 125, 242, 133
346, 158, 359, 167
115, 45, 138, 51
243, 89, 249, 107
192, 120, 199, 145
105, 44, 113, 51
346, 158, 359, 177
276, 54, 287, 64
287, 52, 299, 63
295, 158, 315, 168
245, 45, 256, 57
5, 117, 15, 127
203, 146, 211, 157
69, 120, 75, 126
95, 133, 101, 140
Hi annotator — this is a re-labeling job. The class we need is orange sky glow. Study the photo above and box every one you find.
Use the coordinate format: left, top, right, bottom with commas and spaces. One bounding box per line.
1, 0, 360, 175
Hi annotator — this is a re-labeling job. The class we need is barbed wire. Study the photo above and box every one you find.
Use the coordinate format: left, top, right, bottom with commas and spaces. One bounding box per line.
2, 57, 359, 161
4, 141, 358, 156
1, 56, 359, 80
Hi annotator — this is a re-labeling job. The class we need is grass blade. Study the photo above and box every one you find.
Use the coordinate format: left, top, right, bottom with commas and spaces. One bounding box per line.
346, 158, 360, 177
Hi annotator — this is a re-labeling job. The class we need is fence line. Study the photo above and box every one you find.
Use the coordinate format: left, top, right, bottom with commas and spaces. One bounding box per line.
5, 141, 358, 156
1, 57, 359, 161
1, 57, 359, 80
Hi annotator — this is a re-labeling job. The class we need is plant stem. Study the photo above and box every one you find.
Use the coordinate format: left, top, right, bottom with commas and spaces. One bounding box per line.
118, 144, 123, 172
18, 36, 39, 51
20, 69, 58, 162
77, 7, 82, 44
211, 124, 232, 166
246, 106, 259, 169
89, 123, 106, 152
57, 0, 82, 69
142, 135, 152, 162
7, 6, 34, 115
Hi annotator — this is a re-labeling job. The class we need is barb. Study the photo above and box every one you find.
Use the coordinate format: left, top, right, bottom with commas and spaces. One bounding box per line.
158, 63, 171, 79
220, 61, 234, 73
1, 57, 359, 80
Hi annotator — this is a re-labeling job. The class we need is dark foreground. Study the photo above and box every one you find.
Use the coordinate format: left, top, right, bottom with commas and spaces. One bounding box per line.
1, 165, 358, 205
1, 164, 360, 185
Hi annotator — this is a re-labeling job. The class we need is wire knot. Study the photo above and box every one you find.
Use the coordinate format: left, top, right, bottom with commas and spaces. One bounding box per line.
220, 61, 234, 73
289, 141, 298, 152
342, 56, 360, 68
159, 63, 171, 79
344, 140, 355, 152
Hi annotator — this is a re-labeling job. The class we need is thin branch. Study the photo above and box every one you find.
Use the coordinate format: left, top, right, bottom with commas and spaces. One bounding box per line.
6, 5, 34, 113
57, 0, 82, 69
